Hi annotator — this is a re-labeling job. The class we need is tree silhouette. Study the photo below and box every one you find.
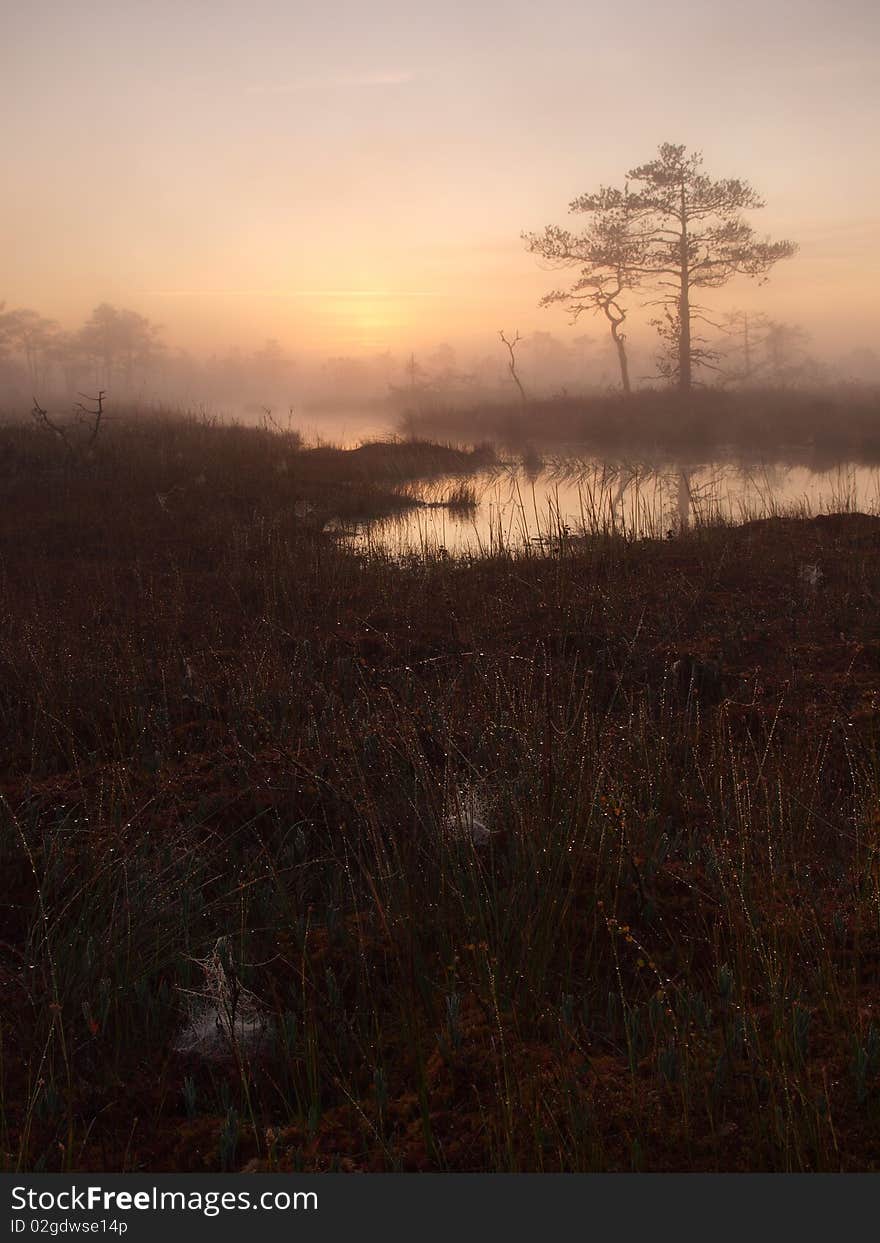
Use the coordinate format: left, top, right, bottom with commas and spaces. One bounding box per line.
716, 309, 770, 385
523, 187, 644, 392
526, 144, 797, 394
620, 144, 797, 390
76, 303, 164, 390
499, 330, 527, 405
716, 312, 819, 387
2, 308, 60, 390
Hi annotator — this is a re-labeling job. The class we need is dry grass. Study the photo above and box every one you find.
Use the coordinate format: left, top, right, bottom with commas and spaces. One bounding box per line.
2, 409, 880, 1171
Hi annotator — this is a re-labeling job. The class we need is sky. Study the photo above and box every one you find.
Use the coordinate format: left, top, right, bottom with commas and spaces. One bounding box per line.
3, 0, 879, 361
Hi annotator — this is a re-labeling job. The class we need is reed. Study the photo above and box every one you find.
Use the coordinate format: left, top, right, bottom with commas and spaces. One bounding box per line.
1, 407, 879, 1171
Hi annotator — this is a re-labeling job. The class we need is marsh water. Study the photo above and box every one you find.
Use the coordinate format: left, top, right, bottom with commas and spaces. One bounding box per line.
288, 408, 880, 555
353, 455, 880, 556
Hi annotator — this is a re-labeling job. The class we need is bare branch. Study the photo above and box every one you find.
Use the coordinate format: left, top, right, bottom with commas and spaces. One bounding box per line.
32, 390, 107, 458
499, 330, 527, 406
32, 397, 75, 456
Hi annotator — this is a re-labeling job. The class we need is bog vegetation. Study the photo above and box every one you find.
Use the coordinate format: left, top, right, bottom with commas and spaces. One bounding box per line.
399, 385, 880, 464
3, 406, 880, 1172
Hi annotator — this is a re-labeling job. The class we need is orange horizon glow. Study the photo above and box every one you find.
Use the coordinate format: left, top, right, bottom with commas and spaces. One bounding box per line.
3, 0, 878, 364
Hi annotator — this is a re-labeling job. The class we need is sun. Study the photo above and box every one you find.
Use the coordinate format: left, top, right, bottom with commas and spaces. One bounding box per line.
321, 291, 409, 351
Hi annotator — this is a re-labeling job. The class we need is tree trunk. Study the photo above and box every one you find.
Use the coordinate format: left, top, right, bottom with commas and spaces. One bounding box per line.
678, 180, 692, 393
678, 283, 691, 392
500, 331, 527, 407
611, 319, 631, 394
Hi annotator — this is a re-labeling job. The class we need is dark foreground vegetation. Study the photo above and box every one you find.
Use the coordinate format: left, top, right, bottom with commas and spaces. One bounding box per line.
4, 410, 880, 1172
402, 385, 880, 465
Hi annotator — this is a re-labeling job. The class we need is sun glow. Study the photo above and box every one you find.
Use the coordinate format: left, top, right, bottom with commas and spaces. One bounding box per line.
336, 294, 406, 345
3, 0, 878, 362
305, 291, 419, 352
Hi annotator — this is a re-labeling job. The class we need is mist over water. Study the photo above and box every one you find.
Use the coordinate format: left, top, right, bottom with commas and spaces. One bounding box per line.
283, 405, 395, 448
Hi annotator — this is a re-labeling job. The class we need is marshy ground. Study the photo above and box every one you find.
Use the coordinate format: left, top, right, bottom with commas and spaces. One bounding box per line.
3, 409, 880, 1171
399, 385, 880, 465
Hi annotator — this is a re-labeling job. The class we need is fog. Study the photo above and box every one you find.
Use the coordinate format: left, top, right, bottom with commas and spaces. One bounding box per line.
3, 0, 878, 443
2, 300, 879, 443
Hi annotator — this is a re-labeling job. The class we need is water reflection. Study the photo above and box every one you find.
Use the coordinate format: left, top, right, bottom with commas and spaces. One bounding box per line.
349, 457, 880, 556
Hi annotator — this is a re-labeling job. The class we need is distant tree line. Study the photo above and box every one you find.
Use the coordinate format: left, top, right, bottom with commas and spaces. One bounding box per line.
2, 290, 877, 418
0, 302, 164, 396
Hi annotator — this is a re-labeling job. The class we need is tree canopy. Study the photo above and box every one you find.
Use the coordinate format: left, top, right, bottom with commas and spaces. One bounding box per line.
525, 143, 798, 392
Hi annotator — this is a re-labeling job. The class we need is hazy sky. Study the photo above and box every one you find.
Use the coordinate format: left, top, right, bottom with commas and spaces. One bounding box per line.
3, 0, 878, 359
